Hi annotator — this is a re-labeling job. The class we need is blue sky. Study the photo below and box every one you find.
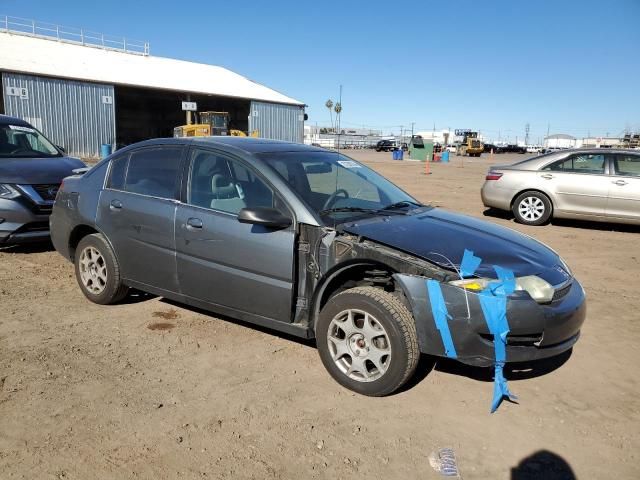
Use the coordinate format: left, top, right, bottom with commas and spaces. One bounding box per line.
2, 0, 639, 142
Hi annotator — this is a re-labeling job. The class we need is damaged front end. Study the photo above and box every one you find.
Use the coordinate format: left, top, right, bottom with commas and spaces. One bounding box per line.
294, 223, 585, 369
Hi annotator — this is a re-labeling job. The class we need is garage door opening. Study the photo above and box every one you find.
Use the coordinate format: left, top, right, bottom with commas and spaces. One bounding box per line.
114, 85, 251, 147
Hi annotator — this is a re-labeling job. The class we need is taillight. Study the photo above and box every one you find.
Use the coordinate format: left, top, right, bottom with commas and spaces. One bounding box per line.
486, 171, 503, 180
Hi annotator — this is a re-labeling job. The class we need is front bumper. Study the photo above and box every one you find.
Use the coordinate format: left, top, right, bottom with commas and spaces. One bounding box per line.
0, 197, 52, 244
395, 274, 586, 367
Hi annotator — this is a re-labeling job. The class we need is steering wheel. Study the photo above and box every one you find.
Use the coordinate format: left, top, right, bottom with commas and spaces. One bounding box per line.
322, 188, 350, 211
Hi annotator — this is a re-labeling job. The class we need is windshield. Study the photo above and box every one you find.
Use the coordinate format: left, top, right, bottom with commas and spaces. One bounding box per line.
0, 124, 61, 158
257, 151, 422, 225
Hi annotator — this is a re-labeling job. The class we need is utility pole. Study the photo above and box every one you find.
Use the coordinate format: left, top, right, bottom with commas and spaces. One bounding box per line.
336, 85, 343, 151
411, 122, 415, 138
525, 123, 530, 146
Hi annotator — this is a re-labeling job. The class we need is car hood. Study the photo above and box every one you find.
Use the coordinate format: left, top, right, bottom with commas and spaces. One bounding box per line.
0, 156, 86, 184
340, 208, 570, 285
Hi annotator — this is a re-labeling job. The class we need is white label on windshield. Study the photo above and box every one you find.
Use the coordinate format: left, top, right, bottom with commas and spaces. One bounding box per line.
8, 125, 35, 133
337, 160, 361, 168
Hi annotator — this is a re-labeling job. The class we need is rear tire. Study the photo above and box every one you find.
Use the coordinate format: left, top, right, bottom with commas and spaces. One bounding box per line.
316, 287, 419, 396
74, 233, 129, 304
512, 191, 552, 226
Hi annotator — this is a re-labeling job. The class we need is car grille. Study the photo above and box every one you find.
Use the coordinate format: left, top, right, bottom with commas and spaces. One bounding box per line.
552, 282, 572, 302
32, 184, 60, 201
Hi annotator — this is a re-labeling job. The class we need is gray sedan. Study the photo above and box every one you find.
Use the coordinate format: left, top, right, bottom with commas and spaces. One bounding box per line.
481, 149, 640, 226
50, 138, 586, 397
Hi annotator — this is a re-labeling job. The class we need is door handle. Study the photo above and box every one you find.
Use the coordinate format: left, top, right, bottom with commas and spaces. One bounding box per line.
110, 199, 123, 210
541, 173, 554, 180
186, 217, 203, 229
613, 179, 628, 186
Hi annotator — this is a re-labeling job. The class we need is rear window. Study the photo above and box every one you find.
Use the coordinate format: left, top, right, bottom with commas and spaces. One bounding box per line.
123, 147, 183, 199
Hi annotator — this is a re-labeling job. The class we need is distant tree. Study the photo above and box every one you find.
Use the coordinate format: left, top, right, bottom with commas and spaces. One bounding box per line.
325, 99, 334, 130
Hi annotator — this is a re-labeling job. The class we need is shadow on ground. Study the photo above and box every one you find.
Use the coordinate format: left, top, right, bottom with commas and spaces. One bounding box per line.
483, 208, 640, 233
0, 241, 55, 254
511, 450, 576, 480
159, 297, 317, 349
435, 349, 572, 382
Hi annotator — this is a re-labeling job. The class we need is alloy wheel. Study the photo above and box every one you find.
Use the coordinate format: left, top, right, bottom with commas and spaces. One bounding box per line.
518, 196, 545, 222
79, 246, 108, 294
327, 309, 392, 382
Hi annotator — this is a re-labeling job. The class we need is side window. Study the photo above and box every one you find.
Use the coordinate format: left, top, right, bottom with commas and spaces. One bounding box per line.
544, 154, 605, 174
124, 147, 182, 199
107, 154, 129, 190
614, 154, 640, 177
187, 148, 274, 214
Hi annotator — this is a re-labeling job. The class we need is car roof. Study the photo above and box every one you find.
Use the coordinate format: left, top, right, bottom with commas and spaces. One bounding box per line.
128, 136, 328, 154
0, 114, 32, 127
503, 148, 639, 170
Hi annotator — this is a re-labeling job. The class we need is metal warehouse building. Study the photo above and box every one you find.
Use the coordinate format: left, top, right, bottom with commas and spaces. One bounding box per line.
0, 19, 305, 158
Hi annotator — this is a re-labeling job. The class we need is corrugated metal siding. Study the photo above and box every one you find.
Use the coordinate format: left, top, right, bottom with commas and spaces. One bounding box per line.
249, 101, 304, 143
2, 72, 115, 158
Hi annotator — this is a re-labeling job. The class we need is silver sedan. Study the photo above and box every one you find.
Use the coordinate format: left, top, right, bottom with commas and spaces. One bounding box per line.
481, 149, 640, 226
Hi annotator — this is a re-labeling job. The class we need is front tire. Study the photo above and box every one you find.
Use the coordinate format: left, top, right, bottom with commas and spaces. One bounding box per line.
74, 233, 129, 304
316, 287, 419, 396
512, 191, 552, 226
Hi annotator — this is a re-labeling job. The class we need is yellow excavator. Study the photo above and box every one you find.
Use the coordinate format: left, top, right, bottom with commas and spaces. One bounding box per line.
173, 111, 259, 138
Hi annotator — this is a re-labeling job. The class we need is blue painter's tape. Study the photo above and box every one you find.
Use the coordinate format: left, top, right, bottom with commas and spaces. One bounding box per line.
493, 265, 516, 295
460, 249, 482, 278
479, 273, 518, 413
426, 279, 457, 358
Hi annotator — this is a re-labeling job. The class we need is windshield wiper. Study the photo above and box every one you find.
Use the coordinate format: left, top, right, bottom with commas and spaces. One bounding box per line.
319, 206, 407, 216
380, 200, 423, 210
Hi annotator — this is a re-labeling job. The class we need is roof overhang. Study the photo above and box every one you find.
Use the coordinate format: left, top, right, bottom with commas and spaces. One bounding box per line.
0, 32, 304, 106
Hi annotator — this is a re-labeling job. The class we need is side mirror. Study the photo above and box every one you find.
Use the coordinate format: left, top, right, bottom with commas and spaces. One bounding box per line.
57, 145, 66, 153
237, 207, 292, 229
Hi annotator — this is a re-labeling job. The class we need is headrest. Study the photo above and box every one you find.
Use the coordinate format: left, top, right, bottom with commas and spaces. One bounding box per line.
211, 174, 238, 199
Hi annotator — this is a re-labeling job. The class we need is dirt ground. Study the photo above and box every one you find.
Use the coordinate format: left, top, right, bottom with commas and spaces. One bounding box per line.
1, 151, 638, 479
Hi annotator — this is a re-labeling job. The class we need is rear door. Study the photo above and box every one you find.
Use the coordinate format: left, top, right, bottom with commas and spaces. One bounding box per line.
606, 153, 640, 221
97, 146, 185, 293
174, 147, 296, 322
540, 152, 610, 216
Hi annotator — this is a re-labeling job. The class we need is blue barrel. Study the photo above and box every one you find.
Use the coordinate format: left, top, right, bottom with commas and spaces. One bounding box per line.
392, 150, 398, 160
441, 151, 450, 163
397, 149, 404, 160
100, 143, 112, 159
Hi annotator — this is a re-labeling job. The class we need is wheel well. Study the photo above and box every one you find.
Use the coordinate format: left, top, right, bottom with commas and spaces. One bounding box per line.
68, 225, 98, 260
510, 189, 553, 209
313, 262, 398, 329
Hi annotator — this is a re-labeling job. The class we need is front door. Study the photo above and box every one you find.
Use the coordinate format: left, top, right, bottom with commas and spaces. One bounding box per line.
96, 146, 185, 293
175, 147, 295, 322
540, 152, 610, 216
606, 153, 640, 221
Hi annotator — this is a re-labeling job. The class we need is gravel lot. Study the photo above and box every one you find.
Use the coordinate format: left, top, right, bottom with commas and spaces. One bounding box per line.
1, 151, 638, 479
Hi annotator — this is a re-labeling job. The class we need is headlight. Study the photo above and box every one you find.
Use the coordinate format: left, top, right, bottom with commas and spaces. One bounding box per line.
514, 275, 554, 303
0, 184, 20, 199
449, 275, 554, 303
